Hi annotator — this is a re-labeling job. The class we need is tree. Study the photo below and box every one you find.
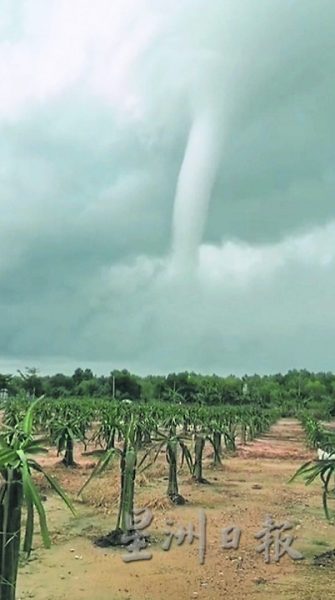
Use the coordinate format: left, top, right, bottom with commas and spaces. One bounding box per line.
72, 368, 85, 385
0, 374, 12, 390
17, 368, 43, 398
46, 373, 74, 398
109, 370, 141, 400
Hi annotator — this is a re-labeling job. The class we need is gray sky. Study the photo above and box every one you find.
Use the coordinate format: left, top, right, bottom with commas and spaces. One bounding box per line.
1, 0, 335, 375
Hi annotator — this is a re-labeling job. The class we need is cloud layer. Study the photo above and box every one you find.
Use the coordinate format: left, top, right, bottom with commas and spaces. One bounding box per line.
1, 0, 335, 374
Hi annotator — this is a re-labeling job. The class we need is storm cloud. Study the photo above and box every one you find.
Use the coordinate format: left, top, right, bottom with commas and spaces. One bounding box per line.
1, 0, 335, 374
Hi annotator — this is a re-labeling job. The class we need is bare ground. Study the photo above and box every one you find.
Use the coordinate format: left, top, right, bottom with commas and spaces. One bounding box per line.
17, 419, 335, 600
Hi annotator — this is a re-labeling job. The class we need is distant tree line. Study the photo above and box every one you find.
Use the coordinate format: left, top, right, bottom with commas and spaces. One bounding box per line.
1, 367, 335, 415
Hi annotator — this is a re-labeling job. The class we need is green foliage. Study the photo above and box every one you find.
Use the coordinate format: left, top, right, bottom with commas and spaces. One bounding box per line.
2, 368, 335, 418
291, 458, 335, 521
292, 415, 335, 520
0, 398, 74, 600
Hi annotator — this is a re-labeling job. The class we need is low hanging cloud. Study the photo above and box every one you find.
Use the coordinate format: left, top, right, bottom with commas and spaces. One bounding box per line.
0, 0, 335, 374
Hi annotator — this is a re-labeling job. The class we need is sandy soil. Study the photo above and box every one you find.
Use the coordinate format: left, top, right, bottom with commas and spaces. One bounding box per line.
17, 419, 335, 600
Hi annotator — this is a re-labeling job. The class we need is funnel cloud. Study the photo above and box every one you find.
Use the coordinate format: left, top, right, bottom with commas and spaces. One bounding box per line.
171, 107, 223, 269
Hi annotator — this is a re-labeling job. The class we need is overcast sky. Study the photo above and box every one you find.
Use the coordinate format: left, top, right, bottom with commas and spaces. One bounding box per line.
1, 0, 335, 376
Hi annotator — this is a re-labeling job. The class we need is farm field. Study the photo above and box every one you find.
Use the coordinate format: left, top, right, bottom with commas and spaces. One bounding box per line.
16, 418, 335, 600
2, 2, 334, 599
